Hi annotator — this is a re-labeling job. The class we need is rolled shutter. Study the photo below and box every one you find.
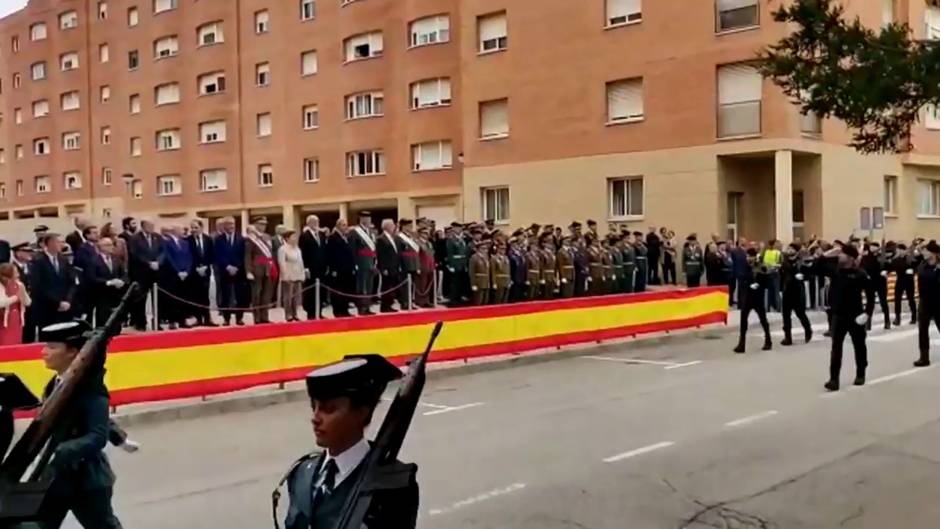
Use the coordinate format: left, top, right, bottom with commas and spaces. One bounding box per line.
479, 13, 507, 41
480, 100, 508, 137
607, 79, 643, 120
718, 64, 761, 104
718, 0, 757, 10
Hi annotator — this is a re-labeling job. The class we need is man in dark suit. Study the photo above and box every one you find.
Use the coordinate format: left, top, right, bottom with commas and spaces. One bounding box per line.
29, 233, 76, 330
65, 217, 89, 257
11, 242, 36, 342
188, 219, 216, 327
160, 225, 194, 329
299, 214, 327, 320
325, 219, 355, 318
213, 216, 248, 326
73, 225, 100, 322
127, 220, 163, 331
119, 216, 138, 244
376, 219, 402, 313
83, 237, 128, 326
0, 238, 10, 264
349, 211, 377, 315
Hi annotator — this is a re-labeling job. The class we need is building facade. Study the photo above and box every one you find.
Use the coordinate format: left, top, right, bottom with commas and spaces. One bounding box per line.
0, 0, 939, 241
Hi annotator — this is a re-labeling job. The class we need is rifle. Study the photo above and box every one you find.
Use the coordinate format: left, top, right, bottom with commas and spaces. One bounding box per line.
334, 321, 443, 529
0, 282, 140, 523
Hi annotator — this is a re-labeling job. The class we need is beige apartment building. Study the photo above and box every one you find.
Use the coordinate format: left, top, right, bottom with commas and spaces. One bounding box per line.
0, 0, 939, 242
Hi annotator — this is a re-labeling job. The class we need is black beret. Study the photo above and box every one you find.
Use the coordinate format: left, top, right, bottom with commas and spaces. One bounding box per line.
842, 245, 859, 259
927, 240, 940, 254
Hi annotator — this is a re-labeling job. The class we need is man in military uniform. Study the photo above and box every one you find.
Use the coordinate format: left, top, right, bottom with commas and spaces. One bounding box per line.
860, 241, 891, 330
600, 237, 614, 295
780, 243, 813, 346
445, 223, 469, 306
349, 212, 377, 316
586, 234, 604, 296
890, 242, 918, 326
620, 231, 635, 294
825, 244, 875, 391
526, 237, 543, 301
557, 236, 576, 298
414, 226, 436, 308
914, 241, 940, 368
609, 235, 624, 295
733, 248, 772, 354
490, 240, 512, 304
469, 239, 491, 306
570, 223, 589, 297
36, 321, 123, 529
682, 235, 704, 288
540, 234, 558, 300
277, 355, 418, 529
508, 232, 528, 303
396, 219, 421, 310
632, 232, 648, 293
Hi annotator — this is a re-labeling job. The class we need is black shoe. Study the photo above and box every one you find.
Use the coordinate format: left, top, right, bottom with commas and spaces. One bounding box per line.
824, 380, 840, 392
222, 320, 231, 327
823, 330, 832, 338
910, 318, 917, 325
762, 340, 772, 351
380, 308, 399, 314
893, 318, 901, 327
781, 336, 793, 346
885, 319, 891, 330
204, 321, 219, 328
236, 320, 245, 326
854, 376, 865, 386
733, 344, 745, 354
914, 358, 931, 368
805, 328, 813, 343
179, 322, 191, 329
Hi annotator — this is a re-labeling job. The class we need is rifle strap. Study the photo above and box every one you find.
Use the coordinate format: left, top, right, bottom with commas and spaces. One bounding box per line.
270, 452, 318, 529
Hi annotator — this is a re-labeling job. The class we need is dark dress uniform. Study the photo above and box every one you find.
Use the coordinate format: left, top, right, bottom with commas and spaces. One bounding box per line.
557, 244, 576, 299
682, 242, 704, 288
349, 225, 377, 315
915, 245, 940, 367
587, 245, 604, 296
860, 247, 891, 329
610, 245, 624, 295
541, 248, 558, 300
600, 246, 613, 295
525, 247, 542, 301
573, 245, 589, 297
826, 258, 875, 390
508, 245, 528, 302
780, 251, 813, 346
621, 243, 636, 294
633, 240, 648, 293
733, 255, 772, 354
445, 234, 469, 304
890, 248, 917, 325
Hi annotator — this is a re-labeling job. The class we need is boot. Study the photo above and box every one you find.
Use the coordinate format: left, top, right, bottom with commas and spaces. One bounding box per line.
733, 342, 745, 354
804, 327, 813, 344
762, 337, 772, 351
893, 317, 901, 327
854, 372, 866, 386
884, 318, 891, 330
911, 314, 918, 325
781, 333, 793, 346
824, 379, 840, 392
914, 354, 931, 368
823, 329, 832, 338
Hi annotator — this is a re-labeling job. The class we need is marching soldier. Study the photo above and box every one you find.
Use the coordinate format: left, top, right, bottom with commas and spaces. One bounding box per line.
540, 234, 559, 300
600, 238, 614, 295
733, 248, 772, 354
469, 239, 491, 306
860, 241, 891, 330
586, 234, 604, 296
889, 242, 917, 326
621, 232, 636, 294
557, 236, 576, 298
276, 354, 418, 529
780, 243, 813, 346
632, 232, 648, 293
490, 240, 512, 304
682, 235, 704, 288
609, 235, 624, 295
914, 241, 940, 368
825, 244, 874, 391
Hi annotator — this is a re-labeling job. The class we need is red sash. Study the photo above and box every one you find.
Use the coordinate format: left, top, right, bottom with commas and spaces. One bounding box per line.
255, 255, 279, 282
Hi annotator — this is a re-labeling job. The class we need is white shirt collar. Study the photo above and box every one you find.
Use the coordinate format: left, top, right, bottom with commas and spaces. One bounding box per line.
324, 437, 370, 486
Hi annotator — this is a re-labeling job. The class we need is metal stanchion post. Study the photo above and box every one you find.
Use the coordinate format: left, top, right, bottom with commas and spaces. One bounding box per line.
433, 271, 439, 308
315, 279, 321, 321
151, 283, 159, 331
407, 274, 414, 311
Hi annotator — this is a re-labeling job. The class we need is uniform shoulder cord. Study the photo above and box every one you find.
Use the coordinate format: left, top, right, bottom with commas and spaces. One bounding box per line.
271, 452, 319, 529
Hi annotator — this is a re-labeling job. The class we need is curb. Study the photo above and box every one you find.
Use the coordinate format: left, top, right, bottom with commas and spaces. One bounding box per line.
113, 322, 731, 428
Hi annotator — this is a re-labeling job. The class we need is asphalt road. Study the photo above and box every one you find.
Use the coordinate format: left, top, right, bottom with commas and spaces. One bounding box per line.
63, 309, 940, 529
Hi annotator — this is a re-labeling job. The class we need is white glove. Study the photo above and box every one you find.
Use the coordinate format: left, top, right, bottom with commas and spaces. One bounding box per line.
120, 439, 141, 453
447, 267, 455, 273
178, 272, 188, 280
540, 280, 546, 285
471, 286, 478, 291
906, 268, 914, 275
880, 270, 888, 277
561, 278, 568, 284
750, 283, 759, 290
855, 314, 869, 326
149, 262, 159, 271
304, 269, 311, 279
795, 273, 804, 281
246, 272, 255, 281
226, 265, 238, 276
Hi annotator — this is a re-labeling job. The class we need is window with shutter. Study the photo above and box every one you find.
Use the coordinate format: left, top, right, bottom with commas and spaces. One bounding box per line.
258, 165, 274, 187
304, 158, 320, 182
303, 106, 319, 129
927, 7, 940, 39
155, 83, 180, 105
412, 141, 453, 171
157, 175, 181, 196
301, 50, 318, 76
717, 64, 762, 137
410, 16, 450, 47
64, 172, 82, 190
257, 113, 272, 137
606, 78, 644, 123
716, 0, 758, 32
301, 0, 316, 21
32, 100, 50, 118
479, 99, 509, 139
154, 36, 179, 58
256, 10, 270, 34
606, 0, 642, 26
608, 177, 644, 218
200, 121, 226, 143
345, 32, 383, 62
30, 23, 47, 41
31, 62, 46, 80
478, 13, 508, 53
35, 176, 51, 193
256, 63, 270, 87
200, 169, 228, 191
411, 78, 451, 109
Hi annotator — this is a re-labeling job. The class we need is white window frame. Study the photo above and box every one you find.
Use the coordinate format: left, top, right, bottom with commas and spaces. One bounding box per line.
62, 132, 81, 151
154, 0, 177, 15
13, 73, 21, 89
258, 164, 274, 187
14, 108, 22, 124
198, 72, 226, 95
411, 78, 452, 109
717, 63, 763, 138
301, 0, 316, 21
199, 120, 227, 143
31, 61, 46, 81
100, 85, 111, 103
608, 177, 645, 219
99, 43, 110, 63
130, 93, 141, 114
410, 15, 450, 48
33, 138, 51, 155
344, 31, 384, 62
301, 50, 318, 76
128, 7, 139, 27
255, 62, 271, 87
197, 22, 224, 47
32, 100, 49, 118
303, 105, 319, 130
157, 174, 182, 196
155, 82, 180, 105
257, 113, 272, 137
481, 187, 510, 223
884, 175, 898, 215
0, 183, 5, 198
60, 11, 79, 30
255, 10, 270, 34
478, 12, 508, 54
15, 146, 23, 160
479, 98, 509, 139
128, 49, 140, 70
606, 78, 644, 124
130, 136, 142, 157
154, 35, 179, 59
101, 126, 111, 145
346, 150, 386, 177
156, 129, 181, 151
606, 0, 642, 27
102, 167, 113, 186
200, 169, 228, 192
131, 179, 144, 199
412, 140, 453, 172
64, 171, 82, 190
61, 91, 81, 111
926, 104, 940, 130
15, 180, 23, 197
716, 0, 759, 33
29, 23, 47, 41
60, 52, 79, 72
35, 176, 51, 194
346, 91, 384, 120
303, 157, 319, 183
99, 1, 108, 20
919, 179, 940, 217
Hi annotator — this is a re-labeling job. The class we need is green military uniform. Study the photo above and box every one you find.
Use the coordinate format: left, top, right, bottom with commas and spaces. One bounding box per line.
557, 243, 576, 298
621, 242, 636, 294
610, 244, 625, 294
541, 248, 558, 300
683, 242, 704, 288
445, 234, 469, 302
490, 251, 511, 304
587, 245, 604, 296
526, 247, 543, 300
601, 246, 614, 295
469, 245, 491, 306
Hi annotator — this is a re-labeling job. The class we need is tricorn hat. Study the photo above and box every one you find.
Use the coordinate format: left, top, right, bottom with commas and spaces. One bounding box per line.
305, 354, 402, 405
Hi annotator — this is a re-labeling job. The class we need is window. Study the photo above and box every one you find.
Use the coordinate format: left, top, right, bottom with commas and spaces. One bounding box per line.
155, 82, 180, 105
101, 126, 111, 145
131, 179, 143, 198
346, 92, 384, 119
100, 85, 111, 102
99, 44, 109, 63
15, 180, 23, 197
0, 150, 4, 164
61, 91, 80, 111
303, 105, 319, 129
927, 105, 940, 130
60, 52, 79, 71
156, 129, 181, 151
15, 146, 24, 160
258, 164, 274, 187
606, 78, 644, 123
928, 6, 940, 39
198, 71, 226, 95
200, 169, 228, 191
14, 108, 22, 124
412, 140, 453, 171
102, 167, 113, 186
60, 11, 79, 30
479, 99, 509, 139
0, 184, 5, 198
344, 32, 383, 62
920, 180, 940, 216
303, 157, 319, 182
884, 176, 898, 214
301, 0, 316, 21
346, 150, 385, 177
64, 171, 82, 190
716, 0, 758, 33
130, 93, 141, 114
35, 176, 51, 193
128, 50, 139, 70
255, 62, 270, 87
12, 74, 21, 89
883, 0, 895, 28
30, 23, 47, 41
31, 62, 46, 81
608, 177, 644, 218
481, 187, 510, 223
717, 63, 762, 138
11, 36, 19, 53
200, 120, 226, 143
130, 136, 142, 156
301, 50, 318, 76
478, 12, 508, 53
410, 15, 450, 47
62, 132, 81, 151
154, 36, 179, 58
154, 0, 177, 14
606, 0, 642, 26
411, 78, 452, 109
257, 113, 272, 137
157, 175, 181, 196
198, 22, 224, 46
128, 7, 139, 27
98, 1, 108, 20
255, 10, 270, 34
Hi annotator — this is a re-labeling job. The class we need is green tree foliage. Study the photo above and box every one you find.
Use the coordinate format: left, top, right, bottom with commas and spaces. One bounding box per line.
759, 0, 940, 153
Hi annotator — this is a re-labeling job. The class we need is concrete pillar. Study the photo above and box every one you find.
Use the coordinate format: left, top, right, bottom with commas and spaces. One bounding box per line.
774, 150, 794, 242
396, 195, 414, 219
338, 202, 349, 221
281, 204, 296, 230
239, 209, 249, 233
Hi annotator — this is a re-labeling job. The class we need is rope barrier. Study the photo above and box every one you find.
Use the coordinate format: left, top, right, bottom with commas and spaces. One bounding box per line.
319, 279, 409, 299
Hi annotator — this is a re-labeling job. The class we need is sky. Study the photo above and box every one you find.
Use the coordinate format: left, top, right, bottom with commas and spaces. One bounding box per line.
0, 0, 28, 19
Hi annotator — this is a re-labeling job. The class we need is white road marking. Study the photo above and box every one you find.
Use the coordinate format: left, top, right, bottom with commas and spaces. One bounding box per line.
868, 365, 937, 386
418, 402, 451, 410
423, 402, 485, 416
602, 441, 675, 463
428, 483, 527, 516
664, 361, 703, 370
583, 356, 677, 367
724, 410, 779, 428
869, 329, 919, 343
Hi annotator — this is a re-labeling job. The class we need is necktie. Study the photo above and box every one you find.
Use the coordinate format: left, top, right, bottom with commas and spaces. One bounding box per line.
313, 459, 339, 509
105, 255, 112, 273
146, 234, 152, 249
198, 236, 204, 254
51, 255, 58, 274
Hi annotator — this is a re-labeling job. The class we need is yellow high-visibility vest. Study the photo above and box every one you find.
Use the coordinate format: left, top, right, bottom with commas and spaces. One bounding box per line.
762, 249, 781, 267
